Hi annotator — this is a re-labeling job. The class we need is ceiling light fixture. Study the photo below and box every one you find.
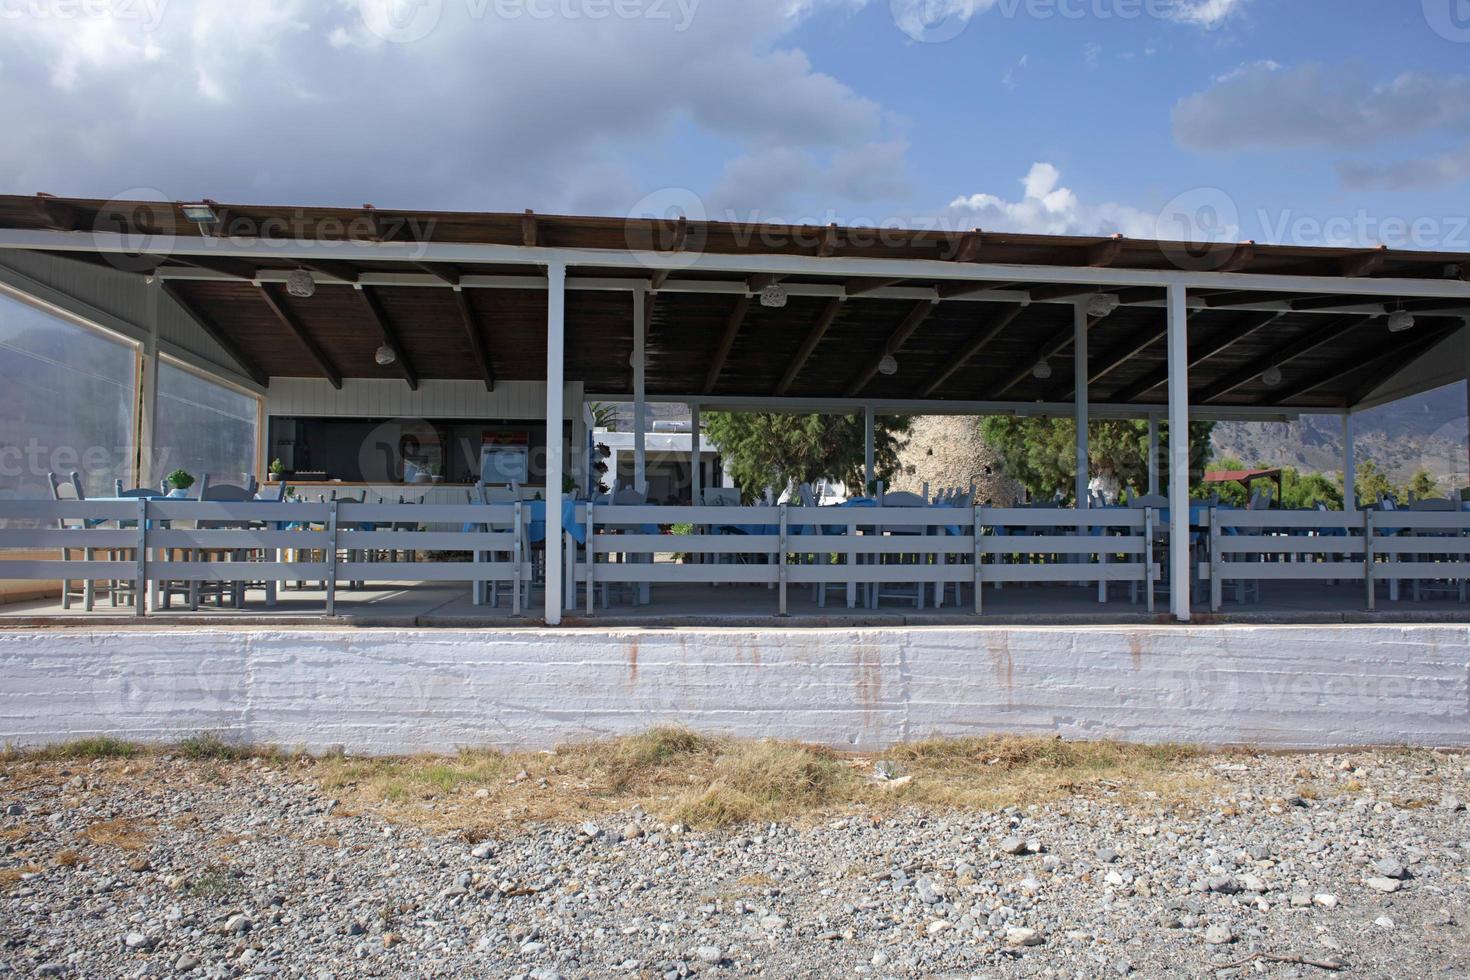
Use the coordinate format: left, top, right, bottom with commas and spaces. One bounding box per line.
1032, 359, 1053, 380
374, 344, 396, 367
1086, 293, 1121, 318
759, 284, 788, 308
877, 354, 899, 377
1387, 309, 1415, 333
1261, 365, 1283, 388
286, 269, 316, 299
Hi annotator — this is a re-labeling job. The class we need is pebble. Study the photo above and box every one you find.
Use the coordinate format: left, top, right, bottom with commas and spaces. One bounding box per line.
926, 920, 952, 936
1005, 926, 1042, 947
1373, 857, 1407, 879
1202, 924, 1234, 945
695, 945, 722, 964
1364, 877, 1403, 893
1313, 893, 1340, 908
471, 841, 494, 859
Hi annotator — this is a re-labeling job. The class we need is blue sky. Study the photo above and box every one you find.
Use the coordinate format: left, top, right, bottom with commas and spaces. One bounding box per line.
1, 0, 1467, 250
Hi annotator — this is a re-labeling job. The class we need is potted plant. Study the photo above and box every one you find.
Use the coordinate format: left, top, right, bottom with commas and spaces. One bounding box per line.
563, 475, 580, 497
268, 458, 285, 482
166, 469, 195, 495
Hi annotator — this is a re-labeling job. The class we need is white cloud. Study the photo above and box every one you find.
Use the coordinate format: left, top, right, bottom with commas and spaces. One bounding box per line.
0, 0, 903, 214
1338, 141, 1470, 192
945, 163, 1155, 237
1164, 0, 1247, 29
1174, 63, 1470, 153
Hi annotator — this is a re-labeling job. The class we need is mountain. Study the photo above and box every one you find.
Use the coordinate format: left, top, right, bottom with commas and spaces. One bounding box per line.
1210, 382, 1468, 490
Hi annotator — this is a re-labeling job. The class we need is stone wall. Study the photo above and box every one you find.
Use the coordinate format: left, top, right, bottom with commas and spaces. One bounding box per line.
891, 416, 1021, 505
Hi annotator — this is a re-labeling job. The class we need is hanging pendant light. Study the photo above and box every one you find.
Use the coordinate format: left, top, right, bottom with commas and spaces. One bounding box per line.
374, 344, 396, 366
877, 354, 899, 376
1032, 359, 1053, 380
286, 269, 316, 298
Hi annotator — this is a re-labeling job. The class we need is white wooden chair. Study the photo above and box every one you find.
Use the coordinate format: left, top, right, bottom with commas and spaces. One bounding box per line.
871, 490, 927, 609
48, 471, 96, 610
1407, 498, 1465, 602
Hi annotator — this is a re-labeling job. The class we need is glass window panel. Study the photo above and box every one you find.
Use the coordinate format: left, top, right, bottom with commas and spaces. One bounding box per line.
0, 291, 136, 500
153, 361, 259, 488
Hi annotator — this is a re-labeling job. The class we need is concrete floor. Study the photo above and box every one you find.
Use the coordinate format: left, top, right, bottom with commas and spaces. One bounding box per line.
2, 575, 1466, 627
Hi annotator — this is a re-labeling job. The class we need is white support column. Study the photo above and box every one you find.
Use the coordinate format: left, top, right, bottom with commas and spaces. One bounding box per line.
544, 261, 567, 626
139, 277, 162, 489
632, 287, 647, 494
1147, 416, 1160, 497
1166, 284, 1191, 622
1074, 301, 1090, 509
690, 402, 702, 505
1343, 411, 1357, 512
863, 406, 876, 491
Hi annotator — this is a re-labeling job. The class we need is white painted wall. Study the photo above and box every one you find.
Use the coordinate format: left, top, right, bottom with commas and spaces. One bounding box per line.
1, 625, 1465, 753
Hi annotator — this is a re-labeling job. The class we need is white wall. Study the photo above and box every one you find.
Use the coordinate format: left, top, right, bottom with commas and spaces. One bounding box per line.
1, 624, 1465, 753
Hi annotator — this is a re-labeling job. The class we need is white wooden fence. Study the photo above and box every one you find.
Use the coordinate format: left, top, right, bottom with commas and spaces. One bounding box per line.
0, 499, 533, 616
1202, 507, 1470, 611
565, 504, 1160, 616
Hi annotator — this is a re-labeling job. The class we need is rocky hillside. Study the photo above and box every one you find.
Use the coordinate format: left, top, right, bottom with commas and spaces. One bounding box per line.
1210, 382, 1467, 488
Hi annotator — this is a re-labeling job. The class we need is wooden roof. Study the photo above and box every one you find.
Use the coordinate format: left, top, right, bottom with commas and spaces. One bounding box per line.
2, 194, 1468, 411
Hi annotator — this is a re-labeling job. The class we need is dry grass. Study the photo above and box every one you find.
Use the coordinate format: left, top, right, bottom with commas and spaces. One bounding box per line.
312, 729, 1211, 832
0, 865, 39, 891
80, 818, 153, 851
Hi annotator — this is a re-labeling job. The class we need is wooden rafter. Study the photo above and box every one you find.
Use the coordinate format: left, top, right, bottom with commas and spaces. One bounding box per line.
32, 193, 80, 231
1085, 235, 1124, 267
1050, 319, 1168, 401
1339, 247, 1387, 278
1108, 311, 1283, 403
1263, 323, 1457, 405
1349, 322, 1467, 403
522, 209, 538, 247
816, 223, 839, 258
993, 316, 1100, 398
256, 283, 342, 390
844, 277, 905, 297
355, 285, 419, 390
949, 229, 983, 263
1197, 315, 1363, 404
452, 287, 496, 391
913, 302, 1027, 399
773, 298, 844, 396
158, 281, 268, 387
298, 259, 360, 284
845, 301, 937, 396
703, 295, 751, 394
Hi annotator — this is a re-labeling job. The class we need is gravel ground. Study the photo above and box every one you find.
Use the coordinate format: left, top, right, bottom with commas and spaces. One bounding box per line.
1, 749, 1467, 979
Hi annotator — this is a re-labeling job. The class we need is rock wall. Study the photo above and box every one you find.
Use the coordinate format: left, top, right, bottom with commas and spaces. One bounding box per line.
891, 416, 1022, 505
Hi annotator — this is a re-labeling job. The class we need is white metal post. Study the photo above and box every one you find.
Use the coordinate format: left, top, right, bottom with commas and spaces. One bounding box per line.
1147, 417, 1159, 497
1343, 411, 1357, 512
139, 278, 162, 488
1166, 285, 1191, 622
632, 287, 647, 494
544, 261, 567, 626
1074, 300, 1089, 508
863, 405, 875, 492
690, 402, 702, 505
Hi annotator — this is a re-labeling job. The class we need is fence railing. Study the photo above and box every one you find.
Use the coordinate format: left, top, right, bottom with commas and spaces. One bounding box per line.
0, 499, 533, 616
565, 504, 1159, 616
1201, 508, 1470, 611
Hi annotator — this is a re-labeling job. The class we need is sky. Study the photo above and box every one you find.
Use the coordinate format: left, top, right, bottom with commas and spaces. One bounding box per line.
1, 0, 1469, 251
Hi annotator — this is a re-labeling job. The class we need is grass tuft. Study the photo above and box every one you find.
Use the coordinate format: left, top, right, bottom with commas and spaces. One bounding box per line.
175, 732, 253, 761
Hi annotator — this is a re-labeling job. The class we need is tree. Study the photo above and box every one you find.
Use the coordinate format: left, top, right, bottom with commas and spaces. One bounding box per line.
1351, 459, 1396, 506
1405, 468, 1440, 500
980, 417, 1216, 504
703, 412, 911, 500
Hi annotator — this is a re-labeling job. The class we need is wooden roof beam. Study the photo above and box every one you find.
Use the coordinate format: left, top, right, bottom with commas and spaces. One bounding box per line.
1085, 235, 1124, 267
844, 277, 906, 297
1263, 323, 1457, 405
845, 300, 937, 396
773, 297, 844, 396
816, 223, 839, 258
159, 281, 268, 387
33, 193, 80, 231
451, 287, 495, 391
1338, 247, 1387, 278
1108, 311, 1285, 403
255, 283, 342, 390
703, 295, 751, 394
913, 302, 1028, 399
521, 209, 538, 247
947, 229, 982, 263
355, 285, 420, 390
994, 315, 1101, 398
1197, 315, 1364, 404
1051, 319, 1168, 401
